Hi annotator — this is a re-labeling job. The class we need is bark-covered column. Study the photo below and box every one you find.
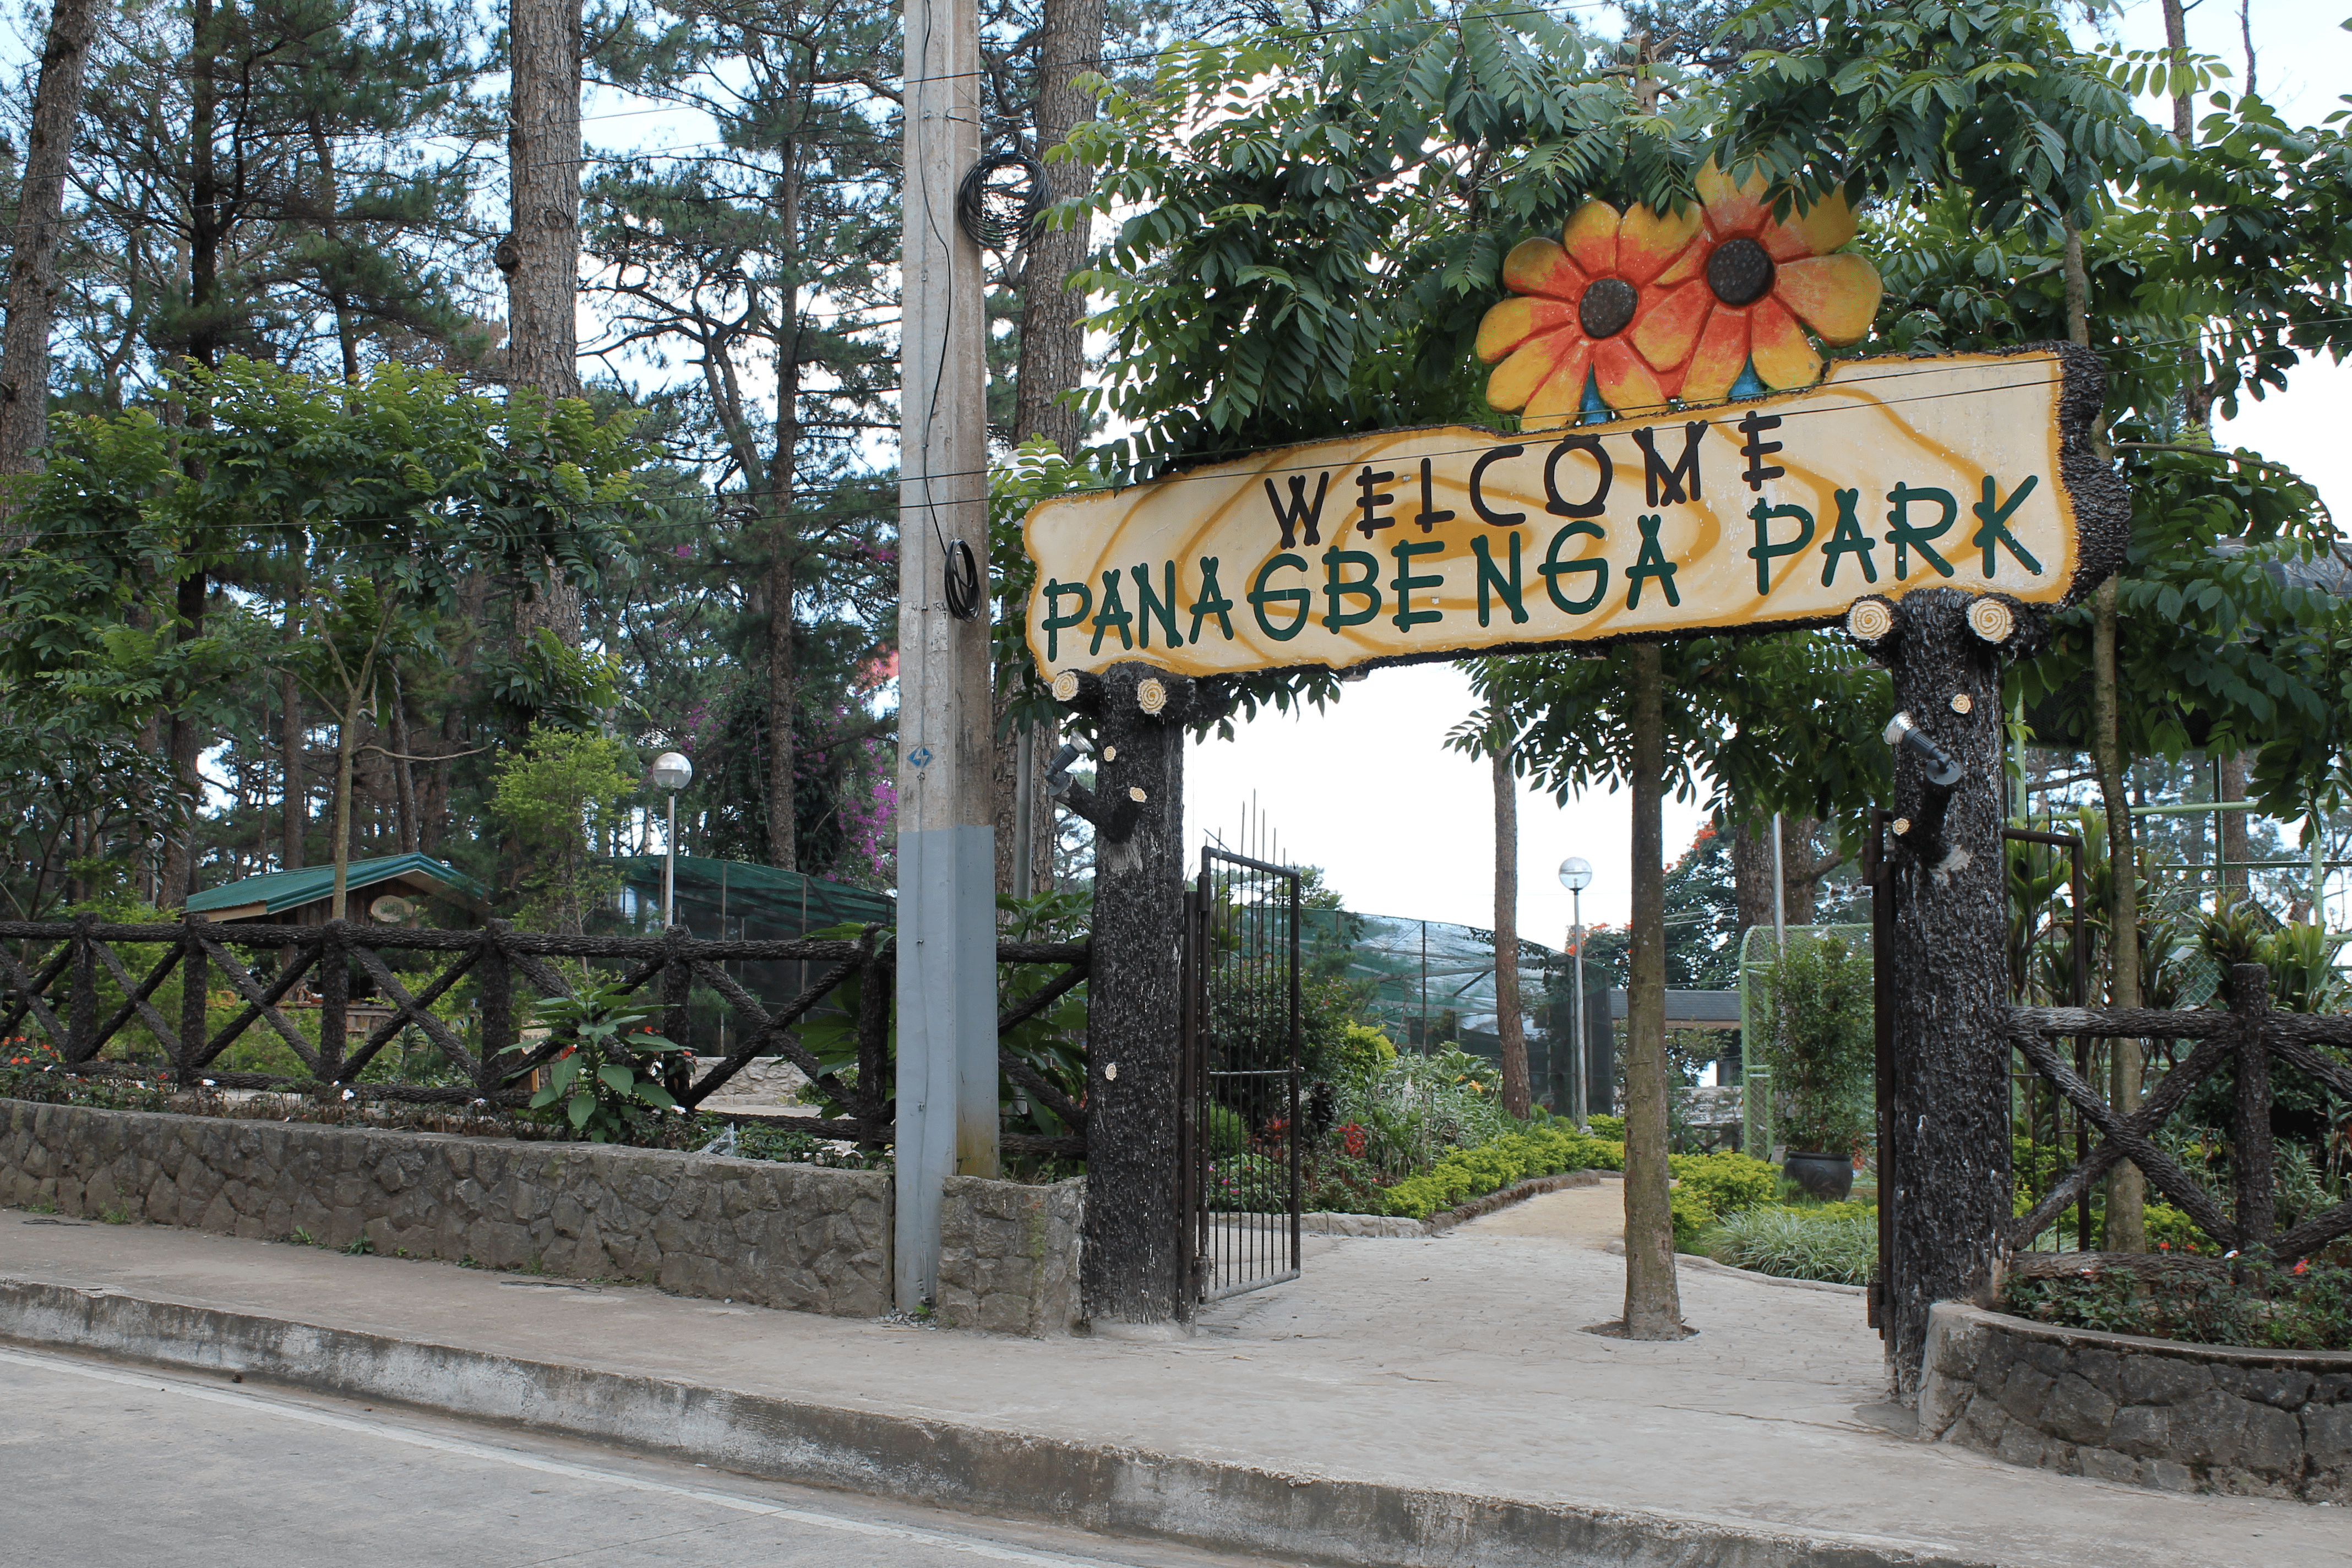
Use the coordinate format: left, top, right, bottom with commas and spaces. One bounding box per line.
1860, 587, 2028, 1397
1057, 662, 1216, 1323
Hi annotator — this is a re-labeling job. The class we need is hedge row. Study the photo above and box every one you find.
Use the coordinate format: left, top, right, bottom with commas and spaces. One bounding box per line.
1383, 1127, 1625, 1219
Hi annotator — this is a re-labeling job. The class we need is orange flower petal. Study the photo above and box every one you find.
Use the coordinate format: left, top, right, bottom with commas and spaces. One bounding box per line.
1629, 282, 1713, 375
1593, 336, 1674, 412
1476, 295, 1575, 364
1561, 199, 1621, 277
1773, 253, 1882, 346
1762, 187, 1861, 261
1614, 202, 1704, 286
1748, 296, 1823, 390
1521, 339, 1596, 428
1696, 159, 1769, 237
1487, 328, 1586, 411
1653, 239, 1707, 289
1680, 307, 1750, 404
1501, 237, 1587, 301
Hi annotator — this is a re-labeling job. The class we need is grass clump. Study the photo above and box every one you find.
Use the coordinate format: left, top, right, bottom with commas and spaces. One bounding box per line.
1702, 1206, 1878, 1284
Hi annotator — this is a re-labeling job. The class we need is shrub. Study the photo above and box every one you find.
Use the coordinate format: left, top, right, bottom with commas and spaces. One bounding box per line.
1669, 1151, 1779, 1219
1587, 1113, 1625, 1139
1703, 1207, 1878, 1284
2144, 1201, 2212, 1255
2005, 1258, 2352, 1351
1325, 1022, 1400, 1087
1756, 932, 1874, 1155
1670, 1184, 1718, 1250
1206, 1151, 1288, 1212
1383, 1127, 1623, 1219
1204, 1102, 1248, 1158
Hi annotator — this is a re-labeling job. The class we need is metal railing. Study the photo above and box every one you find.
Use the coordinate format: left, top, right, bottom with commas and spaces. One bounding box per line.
0, 916, 1089, 1156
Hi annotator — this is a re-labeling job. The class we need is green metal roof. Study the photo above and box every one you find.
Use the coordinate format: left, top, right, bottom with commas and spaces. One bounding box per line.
610, 854, 894, 937
184, 852, 489, 918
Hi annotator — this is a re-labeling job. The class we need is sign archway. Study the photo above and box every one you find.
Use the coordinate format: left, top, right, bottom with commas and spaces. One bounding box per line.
1028, 177, 2126, 1392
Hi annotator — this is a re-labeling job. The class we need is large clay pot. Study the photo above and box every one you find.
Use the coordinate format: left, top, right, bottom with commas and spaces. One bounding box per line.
1783, 1151, 1854, 1202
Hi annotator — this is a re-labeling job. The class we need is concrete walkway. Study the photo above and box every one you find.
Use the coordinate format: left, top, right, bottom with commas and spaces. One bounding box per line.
3, 1189, 2340, 1567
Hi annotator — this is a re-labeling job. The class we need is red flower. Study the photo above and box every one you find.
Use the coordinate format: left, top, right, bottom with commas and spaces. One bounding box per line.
2294, 1259, 2309, 1275
1338, 1122, 1369, 1158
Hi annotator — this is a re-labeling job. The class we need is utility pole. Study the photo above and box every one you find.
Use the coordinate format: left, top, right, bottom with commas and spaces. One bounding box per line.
896, 0, 998, 1314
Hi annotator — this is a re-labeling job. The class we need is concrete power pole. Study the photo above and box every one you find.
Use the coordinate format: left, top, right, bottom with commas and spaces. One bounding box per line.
896, 0, 998, 1314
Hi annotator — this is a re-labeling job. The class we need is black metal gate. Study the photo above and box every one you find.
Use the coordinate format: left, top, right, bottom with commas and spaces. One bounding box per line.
1181, 843, 1303, 1305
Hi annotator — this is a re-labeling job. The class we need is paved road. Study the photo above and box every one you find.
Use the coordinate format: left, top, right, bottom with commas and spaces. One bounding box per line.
0, 1347, 1260, 1568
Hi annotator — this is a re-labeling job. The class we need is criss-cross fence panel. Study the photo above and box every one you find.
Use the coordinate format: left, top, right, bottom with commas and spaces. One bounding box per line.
0, 918, 1089, 1156
2007, 962, 2352, 1260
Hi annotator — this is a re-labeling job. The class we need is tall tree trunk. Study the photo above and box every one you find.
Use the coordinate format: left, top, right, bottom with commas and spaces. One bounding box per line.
504, 0, 583, 648
1621, 644, 1683, 1338
388, 665, 417, 854
1491, 728, 1529, 1118
279, 589, 306, 870
330, 692, 361, 919
764, 151, 803, 873
2093, 574, 2146, 1250
0, 0, 105, 484
306, 115, 360, 381
992, 0, 1100, 896
157, 569, 206, 906
2069, 216, 2144, 1251
2160, 0, 2195, 140
2219, 751, 2250, 902
1732, 813, 1830, 937
2239, 0, 2257, 100
1010, 0, 1103, 455
156, 0, 224, 908
188, 0, 221, 370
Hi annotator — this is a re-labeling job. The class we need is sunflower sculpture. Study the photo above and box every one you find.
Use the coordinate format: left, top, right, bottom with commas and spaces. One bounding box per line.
1476, 162, 1883, 426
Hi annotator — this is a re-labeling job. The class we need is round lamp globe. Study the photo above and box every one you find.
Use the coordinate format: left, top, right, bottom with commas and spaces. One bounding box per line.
1557, 856, 1593, 893
650, 751, 694, 792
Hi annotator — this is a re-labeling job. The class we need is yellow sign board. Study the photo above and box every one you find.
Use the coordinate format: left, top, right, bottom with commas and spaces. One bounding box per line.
1023, 351, 2108, 680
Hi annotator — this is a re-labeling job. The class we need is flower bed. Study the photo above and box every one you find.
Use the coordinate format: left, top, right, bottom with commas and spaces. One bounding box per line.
2004, 1255, 2352, 1354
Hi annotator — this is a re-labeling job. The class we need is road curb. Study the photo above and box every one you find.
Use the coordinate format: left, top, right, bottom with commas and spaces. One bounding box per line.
0, 1273, 1983, 1568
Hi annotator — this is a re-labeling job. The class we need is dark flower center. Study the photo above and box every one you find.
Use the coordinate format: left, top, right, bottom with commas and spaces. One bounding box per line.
1578, 277, 1639, 340
1707, 237, 1776, 307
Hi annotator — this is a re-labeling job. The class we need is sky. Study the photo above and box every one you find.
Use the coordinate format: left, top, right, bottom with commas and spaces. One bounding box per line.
1189, 0, 2352, 938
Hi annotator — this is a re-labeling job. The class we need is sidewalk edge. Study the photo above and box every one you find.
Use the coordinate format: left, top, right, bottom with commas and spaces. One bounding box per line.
0, 1275, 1982, 1568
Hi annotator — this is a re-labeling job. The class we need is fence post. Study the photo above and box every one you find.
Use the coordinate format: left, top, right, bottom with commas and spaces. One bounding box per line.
67, 912, 97, 1062
179, 915, 208, 1083
2229, 961, 2274, 1251
317, 922, 348, 1096
660, 922, 693, 1101
1743, 1066, 1774, 1164
478, 929, 514, 1102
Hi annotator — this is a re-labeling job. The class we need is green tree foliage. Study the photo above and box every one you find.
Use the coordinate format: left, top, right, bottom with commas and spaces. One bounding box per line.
61, 0, 493, 396
491, 725, 641, 935
0, 359, 649, 915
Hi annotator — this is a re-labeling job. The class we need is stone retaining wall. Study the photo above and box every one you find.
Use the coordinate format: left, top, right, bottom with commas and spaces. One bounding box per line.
2, 1100, 1084, 1333
934, 1175, 1082, 1335
1919, 1300, 2352, 1502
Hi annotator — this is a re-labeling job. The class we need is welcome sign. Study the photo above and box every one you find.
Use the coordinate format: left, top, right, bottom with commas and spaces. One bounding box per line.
1023, 351, 2102, 681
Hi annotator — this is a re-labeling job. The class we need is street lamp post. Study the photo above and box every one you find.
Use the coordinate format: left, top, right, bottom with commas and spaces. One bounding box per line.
650, 752, 693, 929
1558, 857, 1593, 1129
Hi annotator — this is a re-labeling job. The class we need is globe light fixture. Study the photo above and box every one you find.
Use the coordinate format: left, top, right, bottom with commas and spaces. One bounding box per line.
651, 751, 694, 928
1557, 856, 1593, 1127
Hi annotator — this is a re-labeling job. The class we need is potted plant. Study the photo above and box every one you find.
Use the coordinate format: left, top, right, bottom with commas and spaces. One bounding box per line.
1758, 932, 1874, 1200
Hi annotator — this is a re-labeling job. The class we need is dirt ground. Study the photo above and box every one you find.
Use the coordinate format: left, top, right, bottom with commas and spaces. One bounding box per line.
1458, 1174, 1626, 1244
